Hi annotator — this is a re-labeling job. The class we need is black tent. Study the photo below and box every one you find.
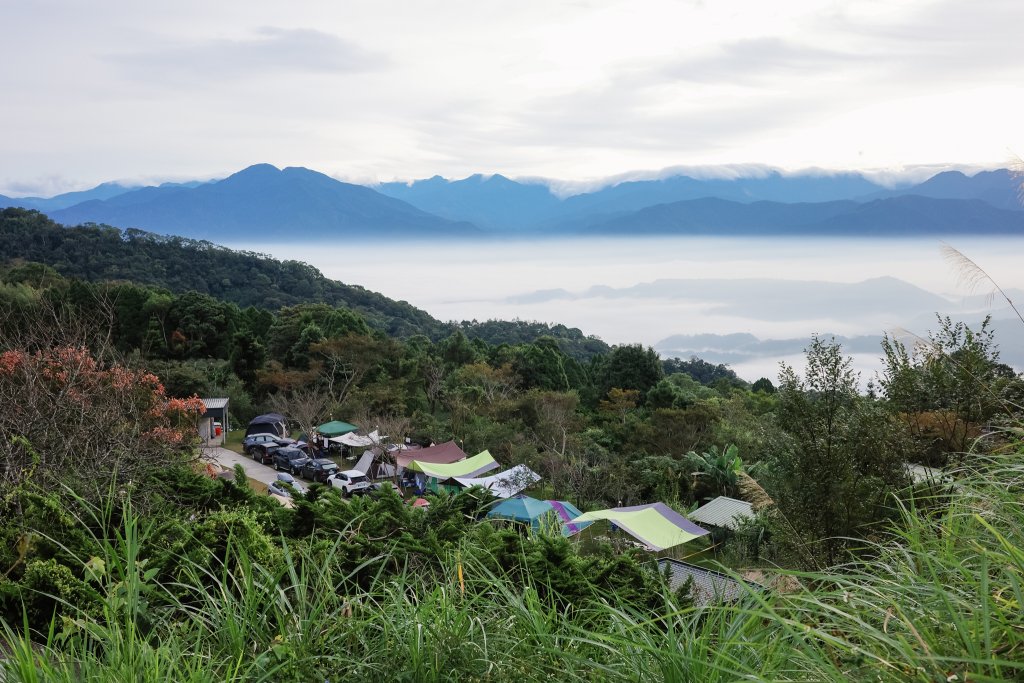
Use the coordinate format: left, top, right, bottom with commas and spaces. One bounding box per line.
246, 412, 287, 437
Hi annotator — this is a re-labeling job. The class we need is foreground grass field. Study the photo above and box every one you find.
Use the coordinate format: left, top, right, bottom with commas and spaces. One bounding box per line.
2, 455, 1022, 682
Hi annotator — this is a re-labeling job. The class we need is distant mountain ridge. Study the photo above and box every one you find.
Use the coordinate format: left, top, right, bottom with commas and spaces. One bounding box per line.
0, 182, 139, 212
0, 180, 212, 212
4, 163, 1020, 239
377, 169, 898, 232
653, 318, 1024, 370
581, 195, 1024, 235
865, 169, 1023, 211
378, 174, 562, 232
46, 164, 481, 240
379, 166, 1022, 234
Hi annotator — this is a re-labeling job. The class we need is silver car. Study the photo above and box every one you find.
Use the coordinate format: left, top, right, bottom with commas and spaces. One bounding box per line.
267, 472, 308, 498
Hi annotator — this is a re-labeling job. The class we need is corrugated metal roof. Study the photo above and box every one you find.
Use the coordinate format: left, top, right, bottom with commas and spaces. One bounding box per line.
201, 397, 230, 410
688, 496, 753, 531
657, 559, 752, 606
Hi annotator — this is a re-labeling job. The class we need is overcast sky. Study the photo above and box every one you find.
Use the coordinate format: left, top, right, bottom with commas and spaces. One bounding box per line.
2, 0, 1023, 196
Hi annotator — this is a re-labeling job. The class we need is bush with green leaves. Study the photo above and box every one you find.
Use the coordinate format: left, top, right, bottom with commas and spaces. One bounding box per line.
4, 451, 1024, 681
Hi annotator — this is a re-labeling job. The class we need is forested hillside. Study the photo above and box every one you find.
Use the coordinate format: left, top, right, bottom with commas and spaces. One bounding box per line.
3, 251, 1023, 680
0, 207, 436, 333
0, 208, 608, 357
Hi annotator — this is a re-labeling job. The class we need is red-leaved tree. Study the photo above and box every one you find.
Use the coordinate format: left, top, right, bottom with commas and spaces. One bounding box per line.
0, 345, 206, 500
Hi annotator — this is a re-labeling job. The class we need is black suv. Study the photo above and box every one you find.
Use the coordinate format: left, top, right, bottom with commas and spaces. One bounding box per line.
252, 443, 283, 465
273, 447, 311, 475
242, 433, 295, 454
301, 458, 339, 483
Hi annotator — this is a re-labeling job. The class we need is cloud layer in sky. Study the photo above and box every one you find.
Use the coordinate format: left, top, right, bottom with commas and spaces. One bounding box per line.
1, 0, 1022, 195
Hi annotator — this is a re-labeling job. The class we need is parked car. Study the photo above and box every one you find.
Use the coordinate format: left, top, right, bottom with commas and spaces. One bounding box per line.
242, 433, 296, 454
267, 472, 308, 498
327, 470, 372, 497
301, 458, 339, 483
273, 446, 311, 475
251, 443, 280, 465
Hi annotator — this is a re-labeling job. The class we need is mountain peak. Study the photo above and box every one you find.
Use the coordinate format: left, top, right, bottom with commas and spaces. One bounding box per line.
47, 163, 481, 240
459, 173, 513, 185
230, 163, 281, 179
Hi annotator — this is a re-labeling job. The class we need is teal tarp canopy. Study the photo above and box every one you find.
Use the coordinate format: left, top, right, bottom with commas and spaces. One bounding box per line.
316, 421, 359, 437
487, 496, 554, 530
487, 496, 584, 532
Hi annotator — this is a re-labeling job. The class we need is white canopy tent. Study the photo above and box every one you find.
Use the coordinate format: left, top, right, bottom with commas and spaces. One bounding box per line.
330, 429, 381, 448
452, 464, 541, 499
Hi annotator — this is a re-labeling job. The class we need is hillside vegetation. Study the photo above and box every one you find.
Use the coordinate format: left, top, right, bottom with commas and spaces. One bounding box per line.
0, 207, 608, 357
1, 206, 1023, 681
3, 455, 1024, 681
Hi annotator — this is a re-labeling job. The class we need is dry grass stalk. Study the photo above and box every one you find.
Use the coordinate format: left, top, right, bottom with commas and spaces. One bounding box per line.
737, 471, 774, 512
940, 244, 1024, 327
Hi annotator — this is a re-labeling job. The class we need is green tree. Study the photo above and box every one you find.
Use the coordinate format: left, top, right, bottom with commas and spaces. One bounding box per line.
513, 336, 581, 391
684, 444, 745, 502
266, 304, 370, 366
593, 344, 663, 401
634, 403, 721, 457
229, 330, 266, 389
438, 330, 479, 367
646, 374, 718, 409
290, 322, 325, 369
766, 336, 910, 568
311, 333, 395, 408
663, 356, 745, 387
880, 316, 1014, 463
166, 291, 239, 359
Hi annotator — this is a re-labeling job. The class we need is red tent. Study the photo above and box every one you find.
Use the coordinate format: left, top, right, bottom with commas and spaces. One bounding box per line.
394, 440, 467, 470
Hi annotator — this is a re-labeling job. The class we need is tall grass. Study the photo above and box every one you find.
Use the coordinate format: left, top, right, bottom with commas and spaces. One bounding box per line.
3, 455, 1023, 681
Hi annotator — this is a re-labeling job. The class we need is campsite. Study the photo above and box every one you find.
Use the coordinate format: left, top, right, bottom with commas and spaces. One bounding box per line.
228, 413, 741, 568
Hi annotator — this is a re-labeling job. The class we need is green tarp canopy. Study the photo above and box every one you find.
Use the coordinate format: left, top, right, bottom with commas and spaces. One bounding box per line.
316, 420, 359, 438
571, 502, 709, 551
406, 450, 499, 479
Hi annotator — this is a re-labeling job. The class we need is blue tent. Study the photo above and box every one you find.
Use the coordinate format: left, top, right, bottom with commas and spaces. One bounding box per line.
487, 497, 586, 532
486, 496, 555, 530
549, 500, 588, 534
